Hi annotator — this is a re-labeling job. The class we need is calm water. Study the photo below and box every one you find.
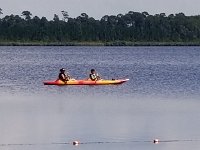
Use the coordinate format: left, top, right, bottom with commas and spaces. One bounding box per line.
1, 46, 200, 150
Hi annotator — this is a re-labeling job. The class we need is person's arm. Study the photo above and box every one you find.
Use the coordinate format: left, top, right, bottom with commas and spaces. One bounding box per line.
96, 73, 101, 80
66, 74, 71, 80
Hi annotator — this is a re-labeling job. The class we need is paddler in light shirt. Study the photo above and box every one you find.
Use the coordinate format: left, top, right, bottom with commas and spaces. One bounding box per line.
89, 69, 101, 81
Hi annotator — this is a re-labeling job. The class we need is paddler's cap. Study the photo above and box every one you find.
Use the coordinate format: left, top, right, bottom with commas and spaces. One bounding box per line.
91, 69, 95, 72
60, 68, 65, 72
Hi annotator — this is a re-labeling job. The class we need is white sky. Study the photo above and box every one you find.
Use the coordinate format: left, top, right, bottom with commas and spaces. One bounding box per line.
0, 0, 200, 20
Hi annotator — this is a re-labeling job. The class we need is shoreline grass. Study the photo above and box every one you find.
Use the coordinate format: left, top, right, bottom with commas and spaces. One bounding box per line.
0, 41, 200, 46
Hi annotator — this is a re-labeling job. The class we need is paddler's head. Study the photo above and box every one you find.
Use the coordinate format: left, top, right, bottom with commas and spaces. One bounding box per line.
60, 68, 65, 73
91, 69, 95, 74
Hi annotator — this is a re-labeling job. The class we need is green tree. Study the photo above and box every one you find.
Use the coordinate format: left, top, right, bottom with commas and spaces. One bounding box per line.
22, 11, 32, 20
0, 10, 200, 43
0, 8, 3, 15
61, 11, 69, 22
53, 14, 59, 22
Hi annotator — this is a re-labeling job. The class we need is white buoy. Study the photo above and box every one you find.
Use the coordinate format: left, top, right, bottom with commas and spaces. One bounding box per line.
73, 141, 80, 146
153, 139, 159, 144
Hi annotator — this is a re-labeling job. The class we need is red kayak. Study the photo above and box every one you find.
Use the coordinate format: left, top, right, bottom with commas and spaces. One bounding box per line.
43, 79, 129, 85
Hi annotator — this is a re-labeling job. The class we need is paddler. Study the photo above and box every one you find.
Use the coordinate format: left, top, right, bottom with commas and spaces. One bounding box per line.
89, 69, 101, 81
58, 68, 71, 82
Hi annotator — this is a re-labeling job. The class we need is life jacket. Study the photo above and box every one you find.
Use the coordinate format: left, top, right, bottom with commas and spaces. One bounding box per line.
59, 73, 67, 81
89, 73, 97, 81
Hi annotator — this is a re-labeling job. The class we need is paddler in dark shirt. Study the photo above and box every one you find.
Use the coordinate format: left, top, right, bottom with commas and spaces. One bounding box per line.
58, 68, 71, 82
89, 69, 101, 81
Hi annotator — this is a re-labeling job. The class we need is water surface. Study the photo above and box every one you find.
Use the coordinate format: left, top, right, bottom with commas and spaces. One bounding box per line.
0, 46, 200, 150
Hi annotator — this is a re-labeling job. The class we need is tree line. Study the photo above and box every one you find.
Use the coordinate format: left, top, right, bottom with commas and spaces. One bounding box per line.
0, 9, 200, 44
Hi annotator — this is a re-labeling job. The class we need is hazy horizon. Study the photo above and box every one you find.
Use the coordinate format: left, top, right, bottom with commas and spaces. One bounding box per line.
0, 0, 200, 20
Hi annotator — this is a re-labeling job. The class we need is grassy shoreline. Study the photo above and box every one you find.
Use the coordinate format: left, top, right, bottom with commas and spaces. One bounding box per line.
0, 41, 200, 46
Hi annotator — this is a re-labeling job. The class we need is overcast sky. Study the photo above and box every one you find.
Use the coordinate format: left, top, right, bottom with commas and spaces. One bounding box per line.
0, 0, 200, 20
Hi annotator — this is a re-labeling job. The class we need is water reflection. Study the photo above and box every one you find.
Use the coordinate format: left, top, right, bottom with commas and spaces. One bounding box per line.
1, 93, 200, 150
